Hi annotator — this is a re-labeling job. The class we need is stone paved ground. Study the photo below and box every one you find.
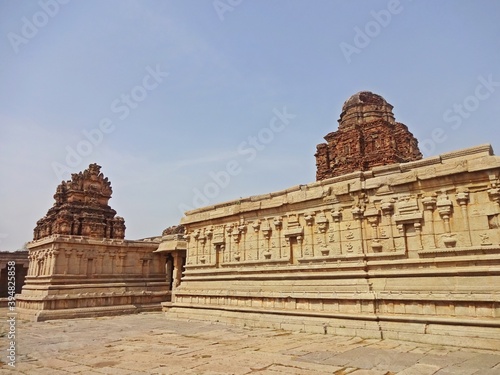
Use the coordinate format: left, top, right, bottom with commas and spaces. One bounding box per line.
0, 309, 499, 374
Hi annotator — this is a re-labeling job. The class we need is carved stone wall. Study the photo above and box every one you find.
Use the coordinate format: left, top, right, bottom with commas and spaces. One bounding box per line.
166, 145, 500, 350
17, 235, 168, 321
33, 163, 126, 240
315, 92, 422, 180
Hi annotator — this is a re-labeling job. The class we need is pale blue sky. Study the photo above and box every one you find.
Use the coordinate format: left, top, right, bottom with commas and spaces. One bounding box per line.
1, 0, 499, 250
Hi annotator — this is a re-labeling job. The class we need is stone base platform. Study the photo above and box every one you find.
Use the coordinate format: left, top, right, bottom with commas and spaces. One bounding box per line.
165, 305, 500, 351
18, 303, 163, 322
17, 235, 171, 321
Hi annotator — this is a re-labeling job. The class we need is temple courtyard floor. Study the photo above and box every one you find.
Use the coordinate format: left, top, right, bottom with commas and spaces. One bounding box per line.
0, 308, 499, 375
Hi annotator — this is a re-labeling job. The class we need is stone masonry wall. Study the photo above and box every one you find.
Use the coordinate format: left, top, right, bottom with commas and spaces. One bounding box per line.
166, 145, 500, 350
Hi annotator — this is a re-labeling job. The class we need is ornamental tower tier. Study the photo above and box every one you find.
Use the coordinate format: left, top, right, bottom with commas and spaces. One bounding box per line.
33, 163, 126, 240
315, 91, 422, 180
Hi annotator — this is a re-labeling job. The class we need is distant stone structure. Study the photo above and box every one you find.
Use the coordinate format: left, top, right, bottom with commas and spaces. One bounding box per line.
33, 163, 126, 240
17, 164, 169, 321
315, 91, 422, 180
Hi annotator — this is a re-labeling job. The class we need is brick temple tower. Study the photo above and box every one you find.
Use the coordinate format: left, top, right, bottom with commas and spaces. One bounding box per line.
33, 163, 126, 240
315, 91, 422, 180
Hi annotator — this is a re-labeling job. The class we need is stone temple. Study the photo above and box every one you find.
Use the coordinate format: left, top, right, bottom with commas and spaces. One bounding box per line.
17, 92, 500, 350
315, 91, 422, 180
33, 163, 126, 240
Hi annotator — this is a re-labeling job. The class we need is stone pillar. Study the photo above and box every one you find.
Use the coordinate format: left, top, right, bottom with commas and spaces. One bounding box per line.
172, 251, 184, 289
331, 207, 343, 254
437, 191, 456, 248
304, 213, 315, 257
381, 199, 395, 251
273, 217, 282, 258
49, 249, 59, 275
365, 207, 381, 252
456, 190, 472, 246
422, 195, 437, 249
352, 206, 364, 254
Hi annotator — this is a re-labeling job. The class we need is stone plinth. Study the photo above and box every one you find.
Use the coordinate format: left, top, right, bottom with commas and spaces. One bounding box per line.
166, 144, 500, 350
17, 235, 168, 321
315, 91, 422, 180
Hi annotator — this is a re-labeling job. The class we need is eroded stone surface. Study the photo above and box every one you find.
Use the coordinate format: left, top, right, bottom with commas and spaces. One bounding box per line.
1, 311, 498, 374
315, 91, 422, 180
33, 163, 126, 240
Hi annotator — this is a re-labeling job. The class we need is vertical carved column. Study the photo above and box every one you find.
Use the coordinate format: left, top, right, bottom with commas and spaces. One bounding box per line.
118, 250, 127, 273
273, 217, 282, 258
226, 226, 233, 261
304, 213, 315, 257
35, 258, 40, 276
352, 206, 364, 254
109, 249, 116, 273
252, 220, 261, 260
381, 199, 395, 251
27, 253, 35, 276
192, 230, 199, 263
46, 250, 52, 275
238, 221, 246, 261
261, 220, 272, 260
172, 251, 183, 288
422, 195, 437, 249
456, 190, 472, 246
365, 206, 381, 252
232, 224, 242, 261
199, 231, 207, 264
396, 223, 406, 252
316, 212, 329, 256
64, 249, 72, 274
206, 227, 213, 263
97, 250, 105, 274
413, 222, 423, 250
297, 234, 304, 258
49, 249, 59, 275
437, 191, 456, 248
41, 251, 48, 275
331, 207, 343, 254
76, 249, 85, 274
487, 179, 500, 205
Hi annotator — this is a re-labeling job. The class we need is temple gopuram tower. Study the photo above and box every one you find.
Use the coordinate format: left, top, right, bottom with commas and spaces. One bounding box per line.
18, 163, 169, 321
33, 163, 126, 240
315, 91, 422, 180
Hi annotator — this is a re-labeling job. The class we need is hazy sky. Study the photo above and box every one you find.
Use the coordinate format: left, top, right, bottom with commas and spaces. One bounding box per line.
1, 0, 499, 250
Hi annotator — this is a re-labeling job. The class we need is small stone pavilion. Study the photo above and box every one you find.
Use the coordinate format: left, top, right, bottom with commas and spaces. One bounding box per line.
163, 92, 500, 350
17, 164, 175, 321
